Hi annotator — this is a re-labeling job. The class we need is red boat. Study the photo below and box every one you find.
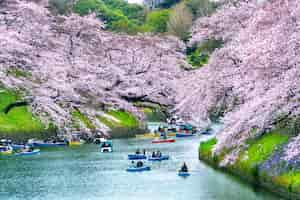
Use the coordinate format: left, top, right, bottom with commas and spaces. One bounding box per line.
152, 139, 176, 144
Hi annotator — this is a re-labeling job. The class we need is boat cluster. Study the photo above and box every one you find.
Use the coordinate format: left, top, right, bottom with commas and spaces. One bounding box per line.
125, 149, 189, 176
0, 134, 86, 156
137, 116, 212, 141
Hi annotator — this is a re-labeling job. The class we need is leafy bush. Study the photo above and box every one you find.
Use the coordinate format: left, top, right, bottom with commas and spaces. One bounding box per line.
145, 10, 170, 33
73, 0, 146, 34
274, 114, 300, 136
185, 0, 217, 18
199, 137, 217, 160
187, 39, 223, 68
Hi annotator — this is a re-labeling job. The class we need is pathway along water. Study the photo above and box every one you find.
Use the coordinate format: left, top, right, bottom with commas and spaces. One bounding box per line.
0, 135, 284, 199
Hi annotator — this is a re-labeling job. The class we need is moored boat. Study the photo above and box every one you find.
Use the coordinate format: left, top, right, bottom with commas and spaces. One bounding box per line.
152, 139, 176, 144
135, 133, 159, 139
126, 166, 151, 172
11, 144, 26, 150
148, 155, 169, 161
15, 149, 40, 156
29, 142, 67, 147
0, 145, 13, 155
99, 138, 113, 153
28, 139, 67, 148
178, 171, 190, 177
176, 133, 195, 138
128, 154, 147, 160
68, 133, 85, 146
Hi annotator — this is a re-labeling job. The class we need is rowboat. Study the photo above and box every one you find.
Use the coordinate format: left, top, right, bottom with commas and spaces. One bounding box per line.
176, 133, 195, 138
178, 171, 190, 177
15, 149, 40, 156
148, 155, 169, 161
128, 154, 147, 160
152, 139, 176, 144
126, 166, 151, 172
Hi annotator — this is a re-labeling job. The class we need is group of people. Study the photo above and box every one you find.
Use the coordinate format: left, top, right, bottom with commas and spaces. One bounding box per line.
21, 146, 34, 153
151, 150, 162, 158
131, 160, 144, 168
133, 148, 188, 172
135, 149, 146, 155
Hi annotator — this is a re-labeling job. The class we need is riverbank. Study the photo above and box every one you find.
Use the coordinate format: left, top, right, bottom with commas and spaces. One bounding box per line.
199, 134, 300, 200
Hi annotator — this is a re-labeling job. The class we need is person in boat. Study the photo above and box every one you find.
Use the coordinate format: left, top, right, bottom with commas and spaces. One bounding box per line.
136, 161, 143, 168
152, 151, 156, 158
158, 126, 163, 133
131, 161, 135, 167
143, 149, 146, 155
135, 149, 141, 154
162, 132, 167, 139
156, 150, 162, 158
22, 146, 33, 153
180, 162, 188, 172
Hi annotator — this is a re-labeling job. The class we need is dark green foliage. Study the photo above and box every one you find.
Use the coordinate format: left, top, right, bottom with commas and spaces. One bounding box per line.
73, 0, 174, 34
158, 0, 181, 8
73, 0, 147, 34
274, 114, 300, 136
187, 39, 223, 68
185, 0, 217, 18
49, 0, 74, 15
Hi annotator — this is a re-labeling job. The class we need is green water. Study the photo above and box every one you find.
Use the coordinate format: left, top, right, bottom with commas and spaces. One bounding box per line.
0, 136, 284, 200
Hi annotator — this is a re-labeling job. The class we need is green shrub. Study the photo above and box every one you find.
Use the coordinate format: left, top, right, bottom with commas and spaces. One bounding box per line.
274, 114, 300, 137
145, 9, 170, 33
199, 137, 217, 161
73, 0, 146, 34
187, 39, 223, 68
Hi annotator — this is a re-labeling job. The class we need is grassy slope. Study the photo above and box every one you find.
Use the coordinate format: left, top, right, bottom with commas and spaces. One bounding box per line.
0, 88, 48, 141
72, 110, 96, 130
199, 137, 217, 164
97, 110, 145, 138
98, 110, 139, 128
235, 132, 289, 177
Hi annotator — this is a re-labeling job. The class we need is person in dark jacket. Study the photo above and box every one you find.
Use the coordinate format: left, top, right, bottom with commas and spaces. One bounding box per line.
180, 162, 188, 172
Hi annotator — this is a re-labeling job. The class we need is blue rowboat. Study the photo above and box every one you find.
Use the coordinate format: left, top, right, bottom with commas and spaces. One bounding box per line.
178, 171, 190, 177
15, 149, 40, 156
148, 155, 169, 161
11, 144, 26, 150
126, 166, 151, 172
128, 154, 147, 160
176, 133, 195, 138
29, 142, 67, 148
